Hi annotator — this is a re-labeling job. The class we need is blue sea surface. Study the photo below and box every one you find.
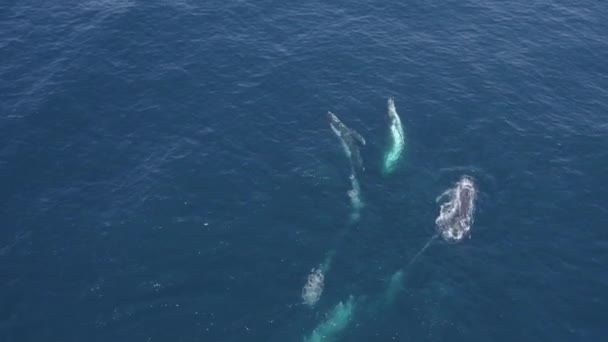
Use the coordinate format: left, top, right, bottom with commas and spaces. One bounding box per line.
1, 0, 607, 341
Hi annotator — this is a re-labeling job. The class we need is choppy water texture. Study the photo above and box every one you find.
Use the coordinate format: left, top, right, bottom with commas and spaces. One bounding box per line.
2, 1, 608, 341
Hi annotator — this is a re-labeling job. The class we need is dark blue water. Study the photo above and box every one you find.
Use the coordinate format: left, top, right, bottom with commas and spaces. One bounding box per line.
2, 1, 607, 341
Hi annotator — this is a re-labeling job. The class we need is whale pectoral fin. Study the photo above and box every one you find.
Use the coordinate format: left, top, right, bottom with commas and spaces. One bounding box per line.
351, 131, 366, 146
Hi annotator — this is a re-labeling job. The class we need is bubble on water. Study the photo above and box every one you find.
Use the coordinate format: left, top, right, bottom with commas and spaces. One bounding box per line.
302, 268, 325, 306
435, 175, 477, 242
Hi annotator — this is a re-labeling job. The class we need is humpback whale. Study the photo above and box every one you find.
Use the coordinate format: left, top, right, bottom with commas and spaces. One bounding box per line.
328, 112, 366, 172
328, 111, 366, 221
435, 176, 477, 242
303, 296, 356, 342
298, 113, 366, 310
383, 98, 405, 174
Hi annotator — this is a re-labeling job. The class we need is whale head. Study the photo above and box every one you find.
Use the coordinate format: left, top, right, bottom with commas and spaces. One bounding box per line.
327, 111, 340, 125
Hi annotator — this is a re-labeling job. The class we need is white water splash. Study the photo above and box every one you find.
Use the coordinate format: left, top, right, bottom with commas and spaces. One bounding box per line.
435, 175, 477, 242
302, 268, 325, 306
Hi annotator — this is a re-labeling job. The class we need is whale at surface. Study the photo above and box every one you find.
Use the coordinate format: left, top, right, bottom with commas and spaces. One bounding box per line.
382, 98, 405, 174
327, 111, 366, 221
328, 111, 366, 172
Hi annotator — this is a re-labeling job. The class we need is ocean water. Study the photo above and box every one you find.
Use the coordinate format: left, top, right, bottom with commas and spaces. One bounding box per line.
1, 0, 608, 341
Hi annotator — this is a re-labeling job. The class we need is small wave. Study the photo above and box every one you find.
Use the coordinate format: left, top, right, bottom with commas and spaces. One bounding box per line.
435, 175, 477, 242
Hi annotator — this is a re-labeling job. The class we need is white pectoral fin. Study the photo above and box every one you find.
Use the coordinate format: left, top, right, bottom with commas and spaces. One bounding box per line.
351, 130, 366, 146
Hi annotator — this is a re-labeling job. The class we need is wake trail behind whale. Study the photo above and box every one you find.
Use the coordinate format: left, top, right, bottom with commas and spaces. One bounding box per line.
405, 233, 438, 269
